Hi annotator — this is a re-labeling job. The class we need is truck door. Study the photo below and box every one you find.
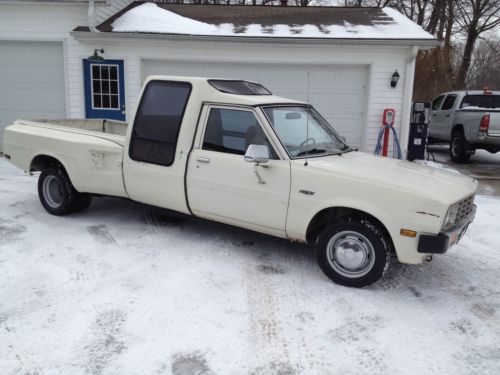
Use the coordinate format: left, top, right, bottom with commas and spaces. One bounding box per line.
123, 80, 193, 213
432, 94, 457, 139
186, 106, 290, 234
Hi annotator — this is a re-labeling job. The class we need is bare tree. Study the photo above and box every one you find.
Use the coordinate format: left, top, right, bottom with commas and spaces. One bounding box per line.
466, 37, 500, 89
454, 0, 500, 89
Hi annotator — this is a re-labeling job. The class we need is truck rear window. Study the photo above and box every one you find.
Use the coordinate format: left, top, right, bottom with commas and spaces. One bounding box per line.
460, 95, 500, 109
208, 80, 271, 95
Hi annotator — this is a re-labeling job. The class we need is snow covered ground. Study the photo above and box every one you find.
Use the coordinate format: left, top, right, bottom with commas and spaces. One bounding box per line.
1, 158, 500, 375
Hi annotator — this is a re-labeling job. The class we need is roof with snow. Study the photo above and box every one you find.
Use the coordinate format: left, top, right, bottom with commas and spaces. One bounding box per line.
89, 2, 436, 42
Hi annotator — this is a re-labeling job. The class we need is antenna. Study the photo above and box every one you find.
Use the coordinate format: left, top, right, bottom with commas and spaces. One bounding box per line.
305, 72, 310, 166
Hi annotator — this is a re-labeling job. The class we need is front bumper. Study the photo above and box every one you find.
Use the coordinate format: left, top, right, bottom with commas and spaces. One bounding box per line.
417, 204, 477, 254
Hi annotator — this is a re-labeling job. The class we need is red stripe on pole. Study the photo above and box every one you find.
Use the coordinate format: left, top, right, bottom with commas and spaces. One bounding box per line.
382, 127, 390, 157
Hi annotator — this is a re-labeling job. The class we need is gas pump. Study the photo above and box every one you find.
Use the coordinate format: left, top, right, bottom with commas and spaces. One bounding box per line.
407, 102, 431, 161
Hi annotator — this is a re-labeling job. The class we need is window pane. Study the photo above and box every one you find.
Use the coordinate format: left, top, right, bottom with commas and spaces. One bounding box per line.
441, 95, 456, 110
102, 95, 110, 108
479, 95, 495, 108
92, 65, 100, 79
110, 66, 118, 80
110, 81, 118, 94
101, 80, 110, 94
92, 80, 101, 94
129, 81, 192, 166
110, 95, 118, 109
203, 108, 276, 157
93, 94, 101, 108
432, 95, 444, 110
461, 95, 480, 108
101, 66, 109, 79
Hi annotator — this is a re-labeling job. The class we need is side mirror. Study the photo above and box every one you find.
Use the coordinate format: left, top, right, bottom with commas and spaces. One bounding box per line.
244, 144, 269, 164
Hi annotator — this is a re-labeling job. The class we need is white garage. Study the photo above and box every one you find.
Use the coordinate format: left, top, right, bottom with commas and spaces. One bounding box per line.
142, 61, 368, 148
0, 41, 66, 147
0, 1, 438, 155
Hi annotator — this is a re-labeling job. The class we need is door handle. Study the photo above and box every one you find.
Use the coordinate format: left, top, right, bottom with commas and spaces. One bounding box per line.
196, 157, 210, 164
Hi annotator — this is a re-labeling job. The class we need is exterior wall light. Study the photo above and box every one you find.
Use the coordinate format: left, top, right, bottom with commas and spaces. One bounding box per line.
88, 49, 104, 61
391, 70, 400, 88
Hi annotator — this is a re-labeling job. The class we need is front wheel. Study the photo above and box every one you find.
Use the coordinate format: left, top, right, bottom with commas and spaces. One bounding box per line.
316, 221, 390, 288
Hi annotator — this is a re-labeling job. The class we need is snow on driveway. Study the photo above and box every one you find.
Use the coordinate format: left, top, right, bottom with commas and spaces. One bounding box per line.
1, 159, 499, 374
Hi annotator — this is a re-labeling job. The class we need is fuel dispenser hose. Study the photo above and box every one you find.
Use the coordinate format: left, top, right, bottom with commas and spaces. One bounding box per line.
374, 124, 403, 159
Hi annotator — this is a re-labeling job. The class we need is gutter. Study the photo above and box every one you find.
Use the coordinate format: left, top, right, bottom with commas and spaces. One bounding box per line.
400, 45, 419, 158
70, 30, 439, 48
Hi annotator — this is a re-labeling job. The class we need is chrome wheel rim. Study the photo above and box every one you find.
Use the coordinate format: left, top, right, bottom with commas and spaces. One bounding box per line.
326, 231, 375, 278
43, 175, 63, 208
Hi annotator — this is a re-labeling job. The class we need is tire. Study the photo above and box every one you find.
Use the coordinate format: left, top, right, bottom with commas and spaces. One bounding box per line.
449, 130, 471, 163
38, 167, 92, 215
70, 193, 93, 213
315, 221, 390, 288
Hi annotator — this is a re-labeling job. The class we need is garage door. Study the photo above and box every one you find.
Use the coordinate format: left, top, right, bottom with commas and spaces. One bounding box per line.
0, 41, 66, 150
142, 60, 368, 148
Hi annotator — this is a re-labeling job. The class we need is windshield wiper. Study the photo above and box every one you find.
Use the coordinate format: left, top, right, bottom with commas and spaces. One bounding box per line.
296, 148, 342, 157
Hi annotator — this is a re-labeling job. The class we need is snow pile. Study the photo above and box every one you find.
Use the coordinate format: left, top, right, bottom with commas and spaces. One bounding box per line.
111, 3, 435, 39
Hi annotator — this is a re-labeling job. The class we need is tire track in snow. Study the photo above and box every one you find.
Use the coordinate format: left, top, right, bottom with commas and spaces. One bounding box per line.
244, 248, 311, 374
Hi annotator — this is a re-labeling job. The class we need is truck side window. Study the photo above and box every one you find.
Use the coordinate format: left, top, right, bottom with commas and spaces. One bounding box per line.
441, 94, 456, 111
129, 81, 191, 166
202, 108, 277, 159
432, 95, 445, 110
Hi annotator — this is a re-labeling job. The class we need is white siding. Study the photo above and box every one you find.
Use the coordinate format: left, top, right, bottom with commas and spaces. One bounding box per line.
67, 37, 412, 152
0, 4, 88, 40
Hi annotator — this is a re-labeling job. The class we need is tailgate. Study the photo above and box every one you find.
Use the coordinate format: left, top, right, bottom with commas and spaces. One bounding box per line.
488, 112, 500, 136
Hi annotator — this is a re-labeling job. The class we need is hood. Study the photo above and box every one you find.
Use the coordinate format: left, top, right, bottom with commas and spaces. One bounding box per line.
305, 152, 478, 204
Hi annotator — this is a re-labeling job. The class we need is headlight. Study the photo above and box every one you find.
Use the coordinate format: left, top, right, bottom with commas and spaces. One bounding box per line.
442, 204, 459, 229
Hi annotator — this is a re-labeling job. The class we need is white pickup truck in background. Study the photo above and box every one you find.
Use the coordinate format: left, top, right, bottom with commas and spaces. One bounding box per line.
3, 76, 478, 287
428, 89, 500, 162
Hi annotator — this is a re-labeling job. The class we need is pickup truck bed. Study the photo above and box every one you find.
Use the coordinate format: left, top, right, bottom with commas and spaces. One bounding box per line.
6, 119, 128, 197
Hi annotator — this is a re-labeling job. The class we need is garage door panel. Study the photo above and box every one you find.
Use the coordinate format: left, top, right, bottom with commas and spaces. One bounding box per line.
0, 41, 65, 149
142, 60, 367, 148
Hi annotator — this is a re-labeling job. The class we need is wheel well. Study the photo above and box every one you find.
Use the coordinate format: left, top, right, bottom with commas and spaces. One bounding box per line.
306, 207, 394, 250
30, 155, 65, 173
451, 124, 464, 136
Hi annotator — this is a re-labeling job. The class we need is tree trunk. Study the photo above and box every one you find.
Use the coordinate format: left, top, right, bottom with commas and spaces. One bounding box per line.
444, 0, 454, 48
455, 28, 478, 89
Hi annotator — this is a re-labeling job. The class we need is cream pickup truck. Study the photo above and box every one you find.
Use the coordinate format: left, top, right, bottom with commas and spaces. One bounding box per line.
3, 76, 478, 287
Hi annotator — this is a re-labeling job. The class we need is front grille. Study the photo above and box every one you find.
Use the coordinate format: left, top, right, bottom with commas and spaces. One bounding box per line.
454, 195, 475, 225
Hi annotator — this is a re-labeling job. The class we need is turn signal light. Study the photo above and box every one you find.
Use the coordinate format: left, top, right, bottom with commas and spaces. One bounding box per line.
400, 229, 417, 238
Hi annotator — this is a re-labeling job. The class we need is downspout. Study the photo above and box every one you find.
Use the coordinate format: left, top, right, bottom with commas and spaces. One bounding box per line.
399, 45, 418, 159
88, 0, 99, 32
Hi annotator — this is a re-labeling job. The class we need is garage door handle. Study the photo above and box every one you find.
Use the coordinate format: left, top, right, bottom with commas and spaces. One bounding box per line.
196, 157, 210, 164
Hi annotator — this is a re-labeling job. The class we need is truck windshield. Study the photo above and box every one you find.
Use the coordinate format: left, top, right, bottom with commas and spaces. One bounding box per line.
262, 106, 350, 158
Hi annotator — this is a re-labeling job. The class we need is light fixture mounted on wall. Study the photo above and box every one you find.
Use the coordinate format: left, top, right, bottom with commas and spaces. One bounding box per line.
88, 48, 104, 61
390, 70, 400, 88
